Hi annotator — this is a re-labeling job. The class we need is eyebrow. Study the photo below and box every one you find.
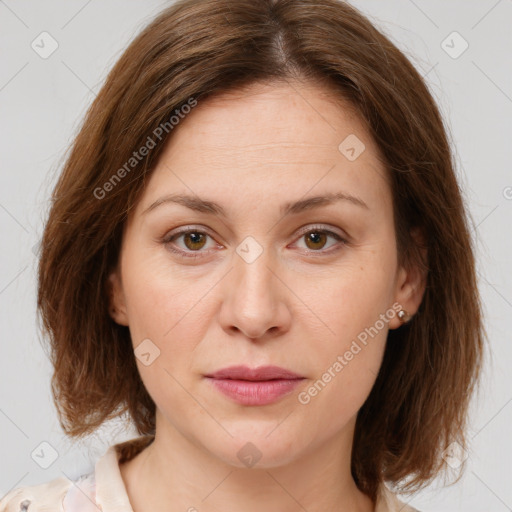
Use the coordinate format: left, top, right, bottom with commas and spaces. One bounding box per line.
142, 191, 369, 217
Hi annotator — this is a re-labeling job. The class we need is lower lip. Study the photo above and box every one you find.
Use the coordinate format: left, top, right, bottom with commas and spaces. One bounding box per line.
206, 378, 304, 405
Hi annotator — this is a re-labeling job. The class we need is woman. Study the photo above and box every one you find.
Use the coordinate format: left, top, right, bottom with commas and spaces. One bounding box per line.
1, 0, 484, 511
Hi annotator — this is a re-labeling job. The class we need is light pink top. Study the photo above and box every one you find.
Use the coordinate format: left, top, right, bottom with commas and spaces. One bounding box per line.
0, 435, 419, 511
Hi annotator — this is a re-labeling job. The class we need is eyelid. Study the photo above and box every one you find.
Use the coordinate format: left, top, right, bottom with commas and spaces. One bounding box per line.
163, 224, 212, 236
163, 223, 347, 242
293, 223, 347, 240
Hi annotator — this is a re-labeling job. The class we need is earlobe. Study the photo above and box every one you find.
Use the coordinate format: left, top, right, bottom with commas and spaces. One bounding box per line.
107, 270, 129, 326
390, 227, 428, 329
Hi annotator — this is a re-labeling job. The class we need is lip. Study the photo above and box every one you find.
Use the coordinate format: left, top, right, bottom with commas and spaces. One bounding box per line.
204, 365, 305, 406
205, 365, 303, 381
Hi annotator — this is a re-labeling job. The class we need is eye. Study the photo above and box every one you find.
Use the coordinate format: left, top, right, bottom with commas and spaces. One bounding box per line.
163, 228, 218, 258
162, 224, 347, 259
291, 225, 347, 254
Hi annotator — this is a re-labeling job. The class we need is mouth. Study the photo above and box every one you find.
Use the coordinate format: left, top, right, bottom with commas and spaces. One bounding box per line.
204, 364, 304, 381
204, 365, 305, 406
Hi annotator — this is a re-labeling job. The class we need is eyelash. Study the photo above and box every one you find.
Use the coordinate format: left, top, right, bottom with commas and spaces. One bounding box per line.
162, 225, 347, 259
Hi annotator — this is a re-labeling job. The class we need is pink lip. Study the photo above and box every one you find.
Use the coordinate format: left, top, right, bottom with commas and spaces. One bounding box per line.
204, 365, 305, 406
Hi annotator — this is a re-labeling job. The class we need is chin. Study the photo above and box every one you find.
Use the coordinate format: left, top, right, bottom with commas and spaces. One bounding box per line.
200, 423, 307, 469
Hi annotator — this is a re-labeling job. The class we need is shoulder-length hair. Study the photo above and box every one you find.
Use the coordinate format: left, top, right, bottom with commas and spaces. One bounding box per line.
37, 0, 484, 500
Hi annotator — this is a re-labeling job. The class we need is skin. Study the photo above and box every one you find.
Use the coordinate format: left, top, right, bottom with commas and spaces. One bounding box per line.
109, 80, 426, 512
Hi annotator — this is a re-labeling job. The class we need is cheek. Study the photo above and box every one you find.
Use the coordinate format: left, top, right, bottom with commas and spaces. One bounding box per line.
294, 251, 394, 422
120, 247, 213, 346
120, 256, 214, 413
301, 249, 395, 341
297, 324, 387, 436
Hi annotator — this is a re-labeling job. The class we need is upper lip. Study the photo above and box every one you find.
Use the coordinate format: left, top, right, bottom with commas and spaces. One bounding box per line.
205, 365, 304, 381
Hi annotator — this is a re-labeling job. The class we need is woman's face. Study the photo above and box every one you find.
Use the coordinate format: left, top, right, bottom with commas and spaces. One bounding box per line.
109, 80, 421, 468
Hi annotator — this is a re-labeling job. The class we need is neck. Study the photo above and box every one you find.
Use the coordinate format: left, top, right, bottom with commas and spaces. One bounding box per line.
119, 412, 374, 512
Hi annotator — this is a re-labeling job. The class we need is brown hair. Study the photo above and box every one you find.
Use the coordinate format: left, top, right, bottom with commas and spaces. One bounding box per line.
37, 0, 484, 500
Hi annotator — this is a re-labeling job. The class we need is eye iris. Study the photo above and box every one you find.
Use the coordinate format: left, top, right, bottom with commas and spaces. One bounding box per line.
184, 232, 206, 250
305, 232, 327, 250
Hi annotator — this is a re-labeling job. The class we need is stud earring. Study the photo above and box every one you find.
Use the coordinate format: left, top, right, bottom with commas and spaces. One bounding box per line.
397, 309, 411, 323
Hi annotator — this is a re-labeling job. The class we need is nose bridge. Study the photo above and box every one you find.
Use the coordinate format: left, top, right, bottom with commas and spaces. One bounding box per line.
232, 236, 277, 308
219, 235, 288, 339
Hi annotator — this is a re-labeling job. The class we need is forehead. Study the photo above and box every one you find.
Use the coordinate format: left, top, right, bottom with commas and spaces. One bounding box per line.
166, 80, 376, 158
138, 80, 390, 216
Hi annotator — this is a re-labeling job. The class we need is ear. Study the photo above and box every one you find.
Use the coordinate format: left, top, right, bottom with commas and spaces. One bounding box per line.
107, 268, 129, 326
389, 227, 428, 329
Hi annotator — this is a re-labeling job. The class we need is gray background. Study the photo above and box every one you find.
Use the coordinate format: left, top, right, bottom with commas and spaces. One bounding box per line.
0, 1, 511, 510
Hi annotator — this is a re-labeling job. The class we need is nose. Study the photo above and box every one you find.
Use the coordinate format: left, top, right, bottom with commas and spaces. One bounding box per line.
218, 246, 292, 340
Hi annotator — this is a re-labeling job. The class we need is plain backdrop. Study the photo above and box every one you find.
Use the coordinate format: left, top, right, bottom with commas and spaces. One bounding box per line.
0, 1, 511, 510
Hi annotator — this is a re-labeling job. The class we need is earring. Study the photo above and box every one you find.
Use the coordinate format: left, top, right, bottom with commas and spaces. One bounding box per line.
397, 309, 411, 323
